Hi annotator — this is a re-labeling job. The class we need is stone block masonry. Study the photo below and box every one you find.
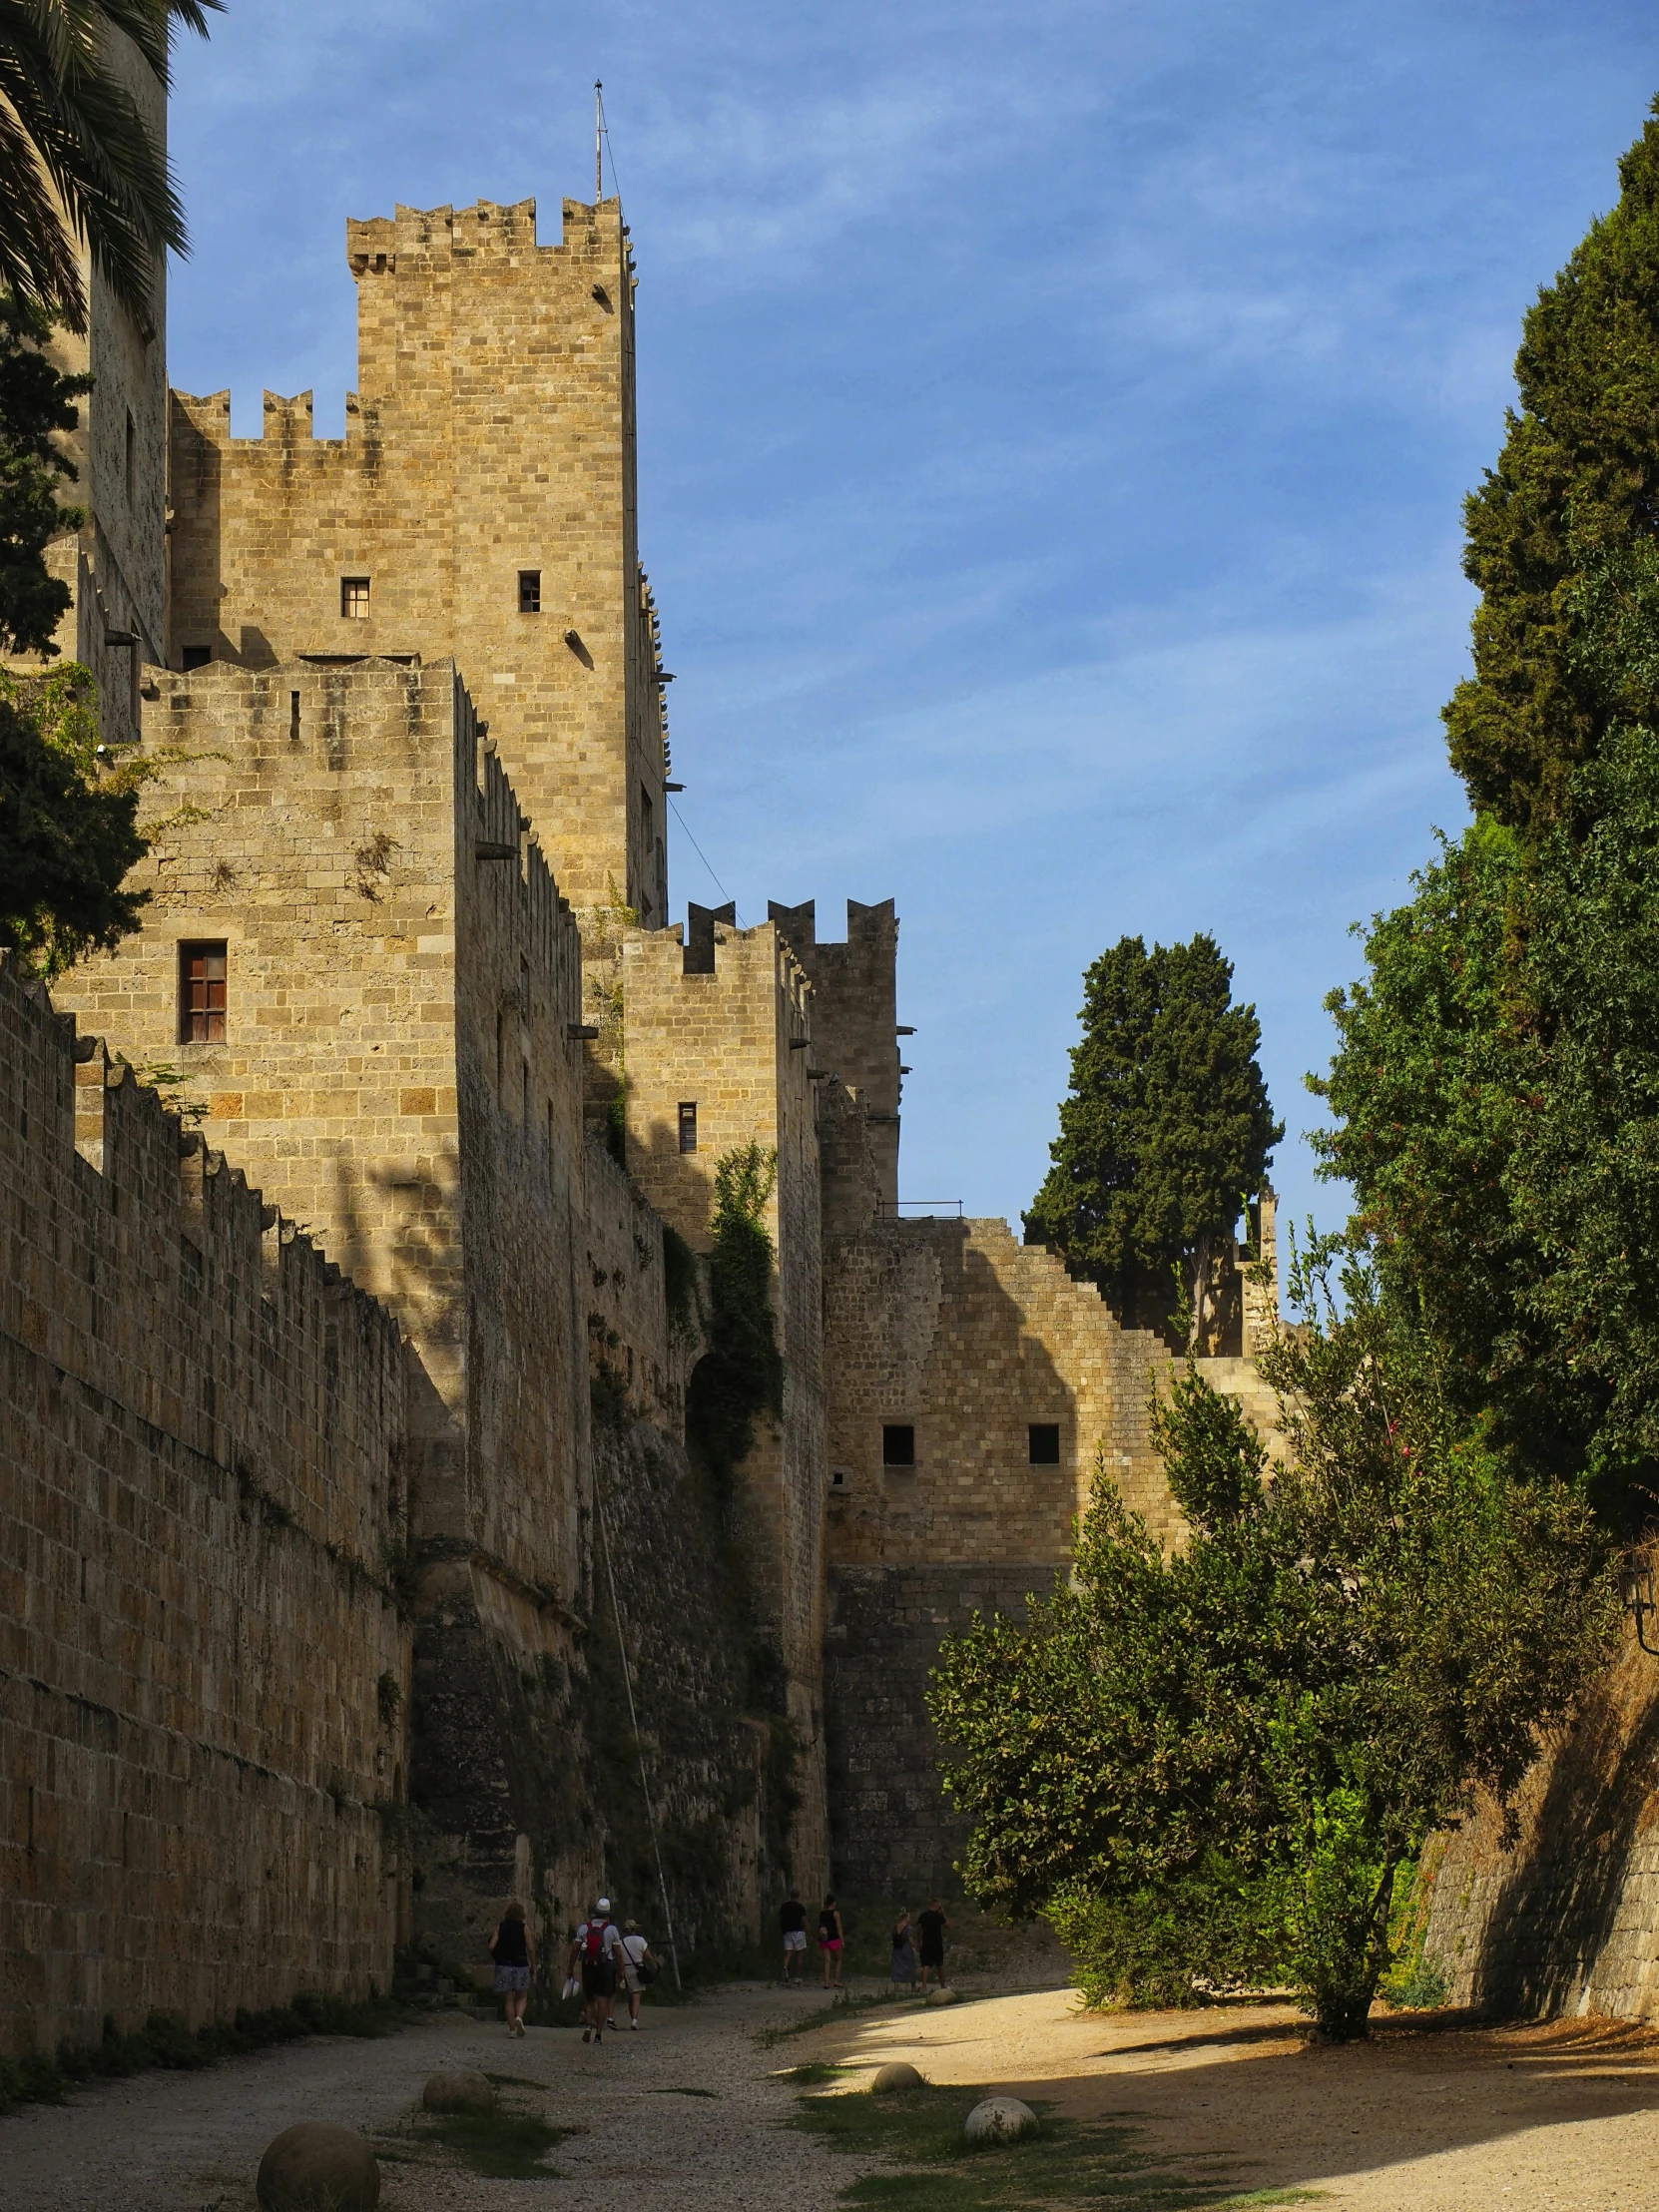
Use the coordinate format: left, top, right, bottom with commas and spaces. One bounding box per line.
822, 1214, 1286, 1896
49, 655, 599, 1968
619, 917, 830, 1882
167, 197, 668, 927
0, 958, 410, 2058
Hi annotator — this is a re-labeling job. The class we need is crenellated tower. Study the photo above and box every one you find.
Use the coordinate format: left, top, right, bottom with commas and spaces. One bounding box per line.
167, 197, 669, 927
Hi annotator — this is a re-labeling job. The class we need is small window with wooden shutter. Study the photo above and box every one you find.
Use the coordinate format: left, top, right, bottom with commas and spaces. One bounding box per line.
180, 942, 227, 1042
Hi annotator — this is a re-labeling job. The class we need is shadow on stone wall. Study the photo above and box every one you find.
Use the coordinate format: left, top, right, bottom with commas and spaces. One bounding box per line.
1461, 1650, 1659, 2017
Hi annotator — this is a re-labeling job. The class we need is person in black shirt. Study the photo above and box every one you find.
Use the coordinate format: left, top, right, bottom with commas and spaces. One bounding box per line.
488, 1900, 536, 2036
917, 1899, 949, 1990
780, 1887, 810, 1983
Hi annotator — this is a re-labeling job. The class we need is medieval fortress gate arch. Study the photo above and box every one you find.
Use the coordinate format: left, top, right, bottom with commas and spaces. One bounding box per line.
2, 181, 1278, 2054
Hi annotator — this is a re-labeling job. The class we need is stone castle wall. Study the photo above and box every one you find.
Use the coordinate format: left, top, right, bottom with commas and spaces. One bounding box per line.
0, 960, 410, 2058
769, 899, 902, 1206
166, 196, 668, 923
617, 917, 830, 1884
47, 656, 604, 1963
1419, 1608, 1659, 2022
822, 1213, 1284, 1899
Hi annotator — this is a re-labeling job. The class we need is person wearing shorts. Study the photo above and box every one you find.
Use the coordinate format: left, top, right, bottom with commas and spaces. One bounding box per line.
488, 1901, 535, 2036
619, 1921, 658, 2026
780, 1888, 810, 1983
817, 1894, 844, 1989
568, 1898, 622, 2044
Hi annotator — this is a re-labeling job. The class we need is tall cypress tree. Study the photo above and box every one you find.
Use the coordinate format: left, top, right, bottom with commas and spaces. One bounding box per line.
1320, 100, 1659, 1524
1446, 101, 1659, 832
1026, 933, 1281, 1344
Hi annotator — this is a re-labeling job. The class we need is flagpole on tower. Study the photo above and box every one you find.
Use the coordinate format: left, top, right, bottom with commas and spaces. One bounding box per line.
595, 80, 604, 203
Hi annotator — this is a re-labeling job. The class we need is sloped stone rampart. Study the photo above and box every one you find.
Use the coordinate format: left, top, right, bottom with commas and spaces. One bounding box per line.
1421, 1618, 1659, 2020
0, 960, 410, 2058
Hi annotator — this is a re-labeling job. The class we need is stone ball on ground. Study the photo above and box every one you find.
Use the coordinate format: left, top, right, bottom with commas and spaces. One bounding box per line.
870, 2061, 926, 2092
256, 2122, 380, 2211
924, 1984, 960, 2005
421, 2068, 497, 2114
964, 2096, 1038, 2146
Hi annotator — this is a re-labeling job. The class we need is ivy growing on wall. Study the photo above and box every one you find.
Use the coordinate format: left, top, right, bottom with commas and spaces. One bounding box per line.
686, 1143, 784, 1484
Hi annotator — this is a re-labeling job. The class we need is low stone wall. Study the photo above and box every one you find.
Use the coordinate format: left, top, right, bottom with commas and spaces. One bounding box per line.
1422, 1621, 1659, 2020
0, 963, 411, 2057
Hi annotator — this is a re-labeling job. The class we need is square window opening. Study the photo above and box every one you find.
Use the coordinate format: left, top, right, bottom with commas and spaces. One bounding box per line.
341, 576, 370, 619
179, 941, 227, 1044
882, 1423, 915, 1468
678, 1101, 697, 1154
1029, 1422, 1061, 1465
518, 570, 542, 614
181, 645, 211, 671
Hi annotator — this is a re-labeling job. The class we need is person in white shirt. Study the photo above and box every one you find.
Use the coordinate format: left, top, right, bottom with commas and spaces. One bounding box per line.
618, 1920, 659, 2028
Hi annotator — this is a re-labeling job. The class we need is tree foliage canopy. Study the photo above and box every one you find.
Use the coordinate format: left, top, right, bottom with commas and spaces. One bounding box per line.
1316, 138, 1659, 1527
1025, 932, 1281, 1339
0, 661, 148, 975
0, 291, 89, 657
0, 0, 220, 332
929, 1244, 1613, 2039
1445, 100, 1659, 833
686, 1144, 785, 1484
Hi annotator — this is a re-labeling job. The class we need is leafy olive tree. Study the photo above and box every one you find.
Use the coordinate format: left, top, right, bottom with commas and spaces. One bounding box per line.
1025, 932, 1281, 1344
928, 1239, 1613, 2039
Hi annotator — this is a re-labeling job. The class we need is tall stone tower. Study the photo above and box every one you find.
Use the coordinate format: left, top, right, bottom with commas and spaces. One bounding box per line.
167, 197, 669, 925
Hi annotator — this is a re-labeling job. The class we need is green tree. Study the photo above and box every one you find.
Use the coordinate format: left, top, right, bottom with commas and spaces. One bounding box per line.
0, 661, 147, 975
0, 0, 220, 334
929, 1241, 1613, 2040
686, 1144, 785, 1482
1025, 932, 1282, 1343
0, 290, 91, 655
1444, 98, 1659, 834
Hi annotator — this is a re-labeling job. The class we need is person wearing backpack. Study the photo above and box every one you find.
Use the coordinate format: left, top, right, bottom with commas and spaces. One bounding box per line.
618, 1920, 659, 2027
567, 1897, 623, 2044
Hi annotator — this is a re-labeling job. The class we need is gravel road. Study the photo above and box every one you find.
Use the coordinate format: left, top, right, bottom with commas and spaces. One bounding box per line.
0, 1981, 867, 2212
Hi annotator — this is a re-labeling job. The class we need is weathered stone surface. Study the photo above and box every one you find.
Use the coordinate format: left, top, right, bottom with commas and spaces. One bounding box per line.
422, 2068, 496, 2114
0, 961, 409, 2060
964, 2096, 1037, 2146
257, 2122, 380, 2210
870, 2062, 925, 2092
822, 1209, 1284, 1898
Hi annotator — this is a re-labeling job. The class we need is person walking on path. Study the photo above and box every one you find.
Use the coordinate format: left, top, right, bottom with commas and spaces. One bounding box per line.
917, 1899, 949, 1990
488, 1901, 535, 2036
818, 1895, 844, 1989
618, 1921, 658, 2028
569, 1898, 624, 2044
780, 1889, 810, 1984
890, 1908, 918, 1989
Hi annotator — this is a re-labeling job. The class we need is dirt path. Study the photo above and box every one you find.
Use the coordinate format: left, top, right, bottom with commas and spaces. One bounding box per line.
807, 1985, 1659, 2209
0, 1983, 865, 2212
11, 1978, 1659, 2210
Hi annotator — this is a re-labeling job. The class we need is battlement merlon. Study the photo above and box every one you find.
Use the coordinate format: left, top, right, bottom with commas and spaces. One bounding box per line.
345, 196, 626, 276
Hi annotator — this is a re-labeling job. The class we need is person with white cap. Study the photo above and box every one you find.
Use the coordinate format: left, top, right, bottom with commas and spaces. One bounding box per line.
568, 1897, 624, 2044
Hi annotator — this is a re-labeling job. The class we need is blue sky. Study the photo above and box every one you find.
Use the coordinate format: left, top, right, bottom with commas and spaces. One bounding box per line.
167, 0, 1659, 1244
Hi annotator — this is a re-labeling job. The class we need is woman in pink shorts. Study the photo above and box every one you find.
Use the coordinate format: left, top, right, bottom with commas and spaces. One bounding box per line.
817, 1894, 844, 1988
